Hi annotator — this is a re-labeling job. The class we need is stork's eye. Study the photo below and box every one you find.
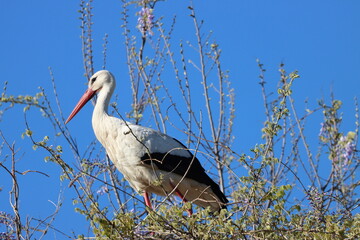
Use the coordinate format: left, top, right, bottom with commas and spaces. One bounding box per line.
90, 76, 97, 84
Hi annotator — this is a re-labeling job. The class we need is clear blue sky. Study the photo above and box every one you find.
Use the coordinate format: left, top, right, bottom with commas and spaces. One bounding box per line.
1, 0, 359, 237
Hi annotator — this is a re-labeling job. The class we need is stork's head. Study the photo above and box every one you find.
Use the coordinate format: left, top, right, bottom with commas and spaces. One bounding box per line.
65, 70, 115, 124
88, 70, 115, 92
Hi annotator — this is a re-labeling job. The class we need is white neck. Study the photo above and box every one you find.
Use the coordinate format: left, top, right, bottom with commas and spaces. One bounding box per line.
92, 83, 114, 125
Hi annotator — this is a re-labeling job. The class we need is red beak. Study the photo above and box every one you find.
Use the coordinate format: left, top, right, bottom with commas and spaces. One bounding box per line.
65, 88, 96, 124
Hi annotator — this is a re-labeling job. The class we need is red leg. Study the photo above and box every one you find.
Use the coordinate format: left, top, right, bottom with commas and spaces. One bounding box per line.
143, 191, 152, 210
143, 192, 156, 236
175, 189, 193, 216
170, 183, 193, 216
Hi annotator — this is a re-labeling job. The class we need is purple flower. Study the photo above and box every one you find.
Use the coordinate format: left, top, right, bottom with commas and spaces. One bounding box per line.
0, 232, 16, 240
335, 134, 357, 167
319, 122, 326, 137
0, 212, 14, 225
307, 186, 325, 215
0, 212, 15, 240
137, 7, 155, 36
134, 226, 152, 236
96, 185, 109, 195
342, 140, 356, 164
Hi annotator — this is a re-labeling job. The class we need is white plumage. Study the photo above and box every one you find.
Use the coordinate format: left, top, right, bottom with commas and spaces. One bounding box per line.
66, 70, 228, 212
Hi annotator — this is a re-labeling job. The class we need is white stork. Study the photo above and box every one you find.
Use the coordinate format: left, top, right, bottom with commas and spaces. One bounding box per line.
65, 70, 228, 213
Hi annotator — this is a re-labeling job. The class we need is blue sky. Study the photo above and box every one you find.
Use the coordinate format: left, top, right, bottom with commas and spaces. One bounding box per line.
1, 0, 359, 237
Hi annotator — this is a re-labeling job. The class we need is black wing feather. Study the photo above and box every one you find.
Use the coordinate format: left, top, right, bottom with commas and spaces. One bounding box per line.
141, 138, 228, 205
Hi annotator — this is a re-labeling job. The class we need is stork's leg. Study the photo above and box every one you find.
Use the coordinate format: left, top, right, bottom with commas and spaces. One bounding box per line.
175, 189, 193, 216
143, 191, 152, 210
170, 183, 193, 216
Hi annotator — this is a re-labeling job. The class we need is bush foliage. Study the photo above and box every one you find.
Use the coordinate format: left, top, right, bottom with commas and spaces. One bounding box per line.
0, 0, 359, 239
